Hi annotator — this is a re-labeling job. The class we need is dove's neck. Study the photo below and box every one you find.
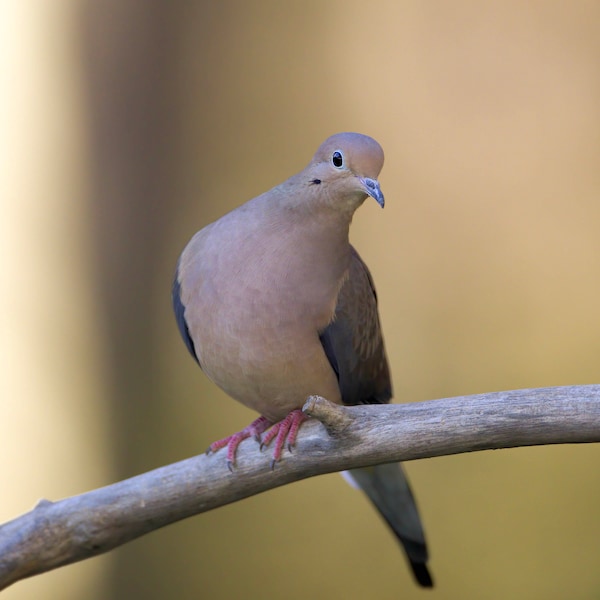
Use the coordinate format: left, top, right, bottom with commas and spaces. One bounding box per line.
260, 203, 353, 329
227, 181, 358, 327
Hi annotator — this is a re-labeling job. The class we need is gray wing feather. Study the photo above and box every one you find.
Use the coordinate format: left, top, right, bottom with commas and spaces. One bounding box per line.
319, 246, 391, 406
172, 258, 199, 364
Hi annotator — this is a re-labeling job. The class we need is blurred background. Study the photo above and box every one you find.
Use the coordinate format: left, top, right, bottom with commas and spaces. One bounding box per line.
2, 1, 600, 599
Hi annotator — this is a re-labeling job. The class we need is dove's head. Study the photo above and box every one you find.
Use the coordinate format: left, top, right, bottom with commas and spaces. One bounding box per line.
305, 132, 385, 213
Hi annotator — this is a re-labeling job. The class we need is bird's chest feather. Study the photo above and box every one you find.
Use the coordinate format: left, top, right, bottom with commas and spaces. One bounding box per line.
179, 218, 348, 415
200, 215, 345, 324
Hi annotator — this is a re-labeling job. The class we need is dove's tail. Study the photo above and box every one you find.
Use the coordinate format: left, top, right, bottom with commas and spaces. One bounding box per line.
344, 463, 433, 588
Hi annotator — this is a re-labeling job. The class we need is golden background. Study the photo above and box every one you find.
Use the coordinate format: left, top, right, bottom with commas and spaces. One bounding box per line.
2, 2, 599, 599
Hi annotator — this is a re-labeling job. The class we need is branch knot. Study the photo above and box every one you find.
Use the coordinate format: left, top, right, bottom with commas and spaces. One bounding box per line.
302, 395, 354, 435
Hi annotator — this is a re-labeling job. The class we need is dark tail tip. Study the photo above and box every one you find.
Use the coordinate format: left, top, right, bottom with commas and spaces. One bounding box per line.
411, 561, 434, 588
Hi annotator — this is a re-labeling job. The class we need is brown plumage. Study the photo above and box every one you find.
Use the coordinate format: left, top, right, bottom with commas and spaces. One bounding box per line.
173, 133, 433, 587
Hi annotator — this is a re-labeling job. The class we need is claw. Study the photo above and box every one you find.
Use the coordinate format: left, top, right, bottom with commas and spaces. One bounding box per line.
207, 416, 272, 469
207, 410, 309, 469
260, 410, 308, 466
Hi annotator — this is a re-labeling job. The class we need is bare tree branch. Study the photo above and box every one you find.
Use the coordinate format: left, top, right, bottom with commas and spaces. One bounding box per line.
1, 385, 599, 590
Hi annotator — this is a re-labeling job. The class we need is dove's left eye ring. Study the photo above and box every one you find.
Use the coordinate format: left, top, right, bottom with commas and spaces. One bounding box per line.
332, 151, 344, 168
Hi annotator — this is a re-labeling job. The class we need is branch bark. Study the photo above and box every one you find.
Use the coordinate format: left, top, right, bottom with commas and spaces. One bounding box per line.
1, 385, 599, 590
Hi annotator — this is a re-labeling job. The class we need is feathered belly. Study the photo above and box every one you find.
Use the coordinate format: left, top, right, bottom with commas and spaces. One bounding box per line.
194, 309, 341, 421
182, 225, 347, 420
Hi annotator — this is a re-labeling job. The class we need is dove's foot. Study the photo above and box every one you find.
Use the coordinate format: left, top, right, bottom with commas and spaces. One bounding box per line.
207, 409, 309, 471
207, 416, 272, 471
260, 409, 308, 469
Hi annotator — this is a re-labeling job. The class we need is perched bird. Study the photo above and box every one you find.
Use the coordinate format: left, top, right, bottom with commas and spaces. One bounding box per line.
173, 133, 433, 587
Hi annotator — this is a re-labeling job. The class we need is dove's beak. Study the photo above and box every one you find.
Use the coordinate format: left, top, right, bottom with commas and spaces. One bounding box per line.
361, 177, 384, 208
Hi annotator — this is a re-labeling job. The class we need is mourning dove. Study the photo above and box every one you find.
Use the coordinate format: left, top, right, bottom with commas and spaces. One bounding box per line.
173, 133, 433, 587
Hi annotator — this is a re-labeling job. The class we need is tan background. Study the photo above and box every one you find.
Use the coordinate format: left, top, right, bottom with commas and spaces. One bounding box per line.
2, 2, 600, 599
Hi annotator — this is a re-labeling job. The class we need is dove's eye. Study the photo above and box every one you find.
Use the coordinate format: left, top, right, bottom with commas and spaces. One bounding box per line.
332, 151, 344, 168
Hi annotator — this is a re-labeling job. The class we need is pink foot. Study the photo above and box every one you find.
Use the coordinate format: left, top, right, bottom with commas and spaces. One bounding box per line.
207, 415, 272, 472
260, 409, 308, 469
